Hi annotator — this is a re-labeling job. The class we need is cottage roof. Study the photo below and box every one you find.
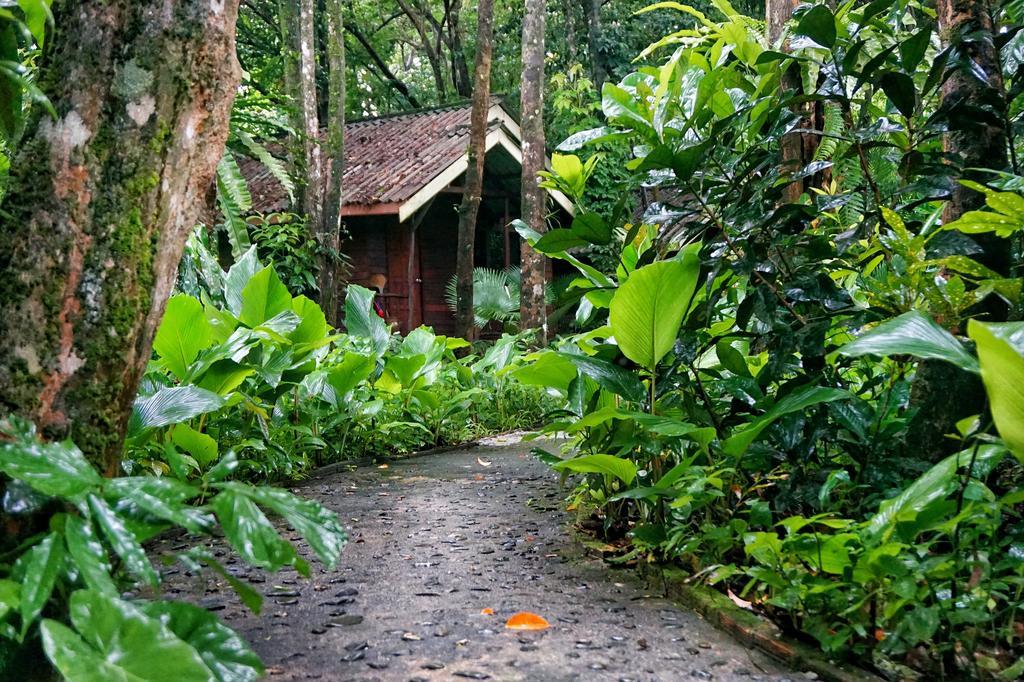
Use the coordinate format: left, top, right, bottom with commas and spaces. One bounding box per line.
240, 99, 573, 222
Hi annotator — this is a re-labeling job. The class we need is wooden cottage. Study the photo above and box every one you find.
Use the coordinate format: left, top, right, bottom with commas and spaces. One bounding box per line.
242, 99, 574, 335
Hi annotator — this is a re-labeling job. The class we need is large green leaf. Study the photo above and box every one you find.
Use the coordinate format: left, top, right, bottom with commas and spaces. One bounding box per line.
796, 4, 836, 48
88, 494, 159, 587
344, 284, 391, 355
170, 424, 219, 469
212, 489, 307, 575
512, 351, 578, 395
105, 477, 212, 534
552, 454, 638, 485
289, 295, 329, 346
0, 433, 101, 500
325, 352, 375, 402
970, 320, 1024, 464
220, 483, 347, 570
557, 352, 647, 403
864, 444, 1006, 541
240, 266, 292, 328
63, 516, 117, 596
153, 294, 214, 380
65, 590, 213, 682
224, 247, 261, 317
723, 386, 850, 456
17, 532, 64, 636
129, 386, 226, 433
840, 311, 978, 373
609, 248, 700, 370
40, 620, 129, 682
143, 601, 263, 682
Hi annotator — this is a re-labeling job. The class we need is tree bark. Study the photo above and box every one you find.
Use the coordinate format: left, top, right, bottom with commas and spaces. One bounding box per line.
585, 0, 606, 90
297, 0, 327, 309
0, 0, 241, 472
520, 0, 548, 340
454, 0, 495, 340
320, 0, 346, 325
766, 0, 818, 204
278, 0, 304, 137
445, 0, 472, 98
907, 0, 1009, 460
563, 0, 578, 61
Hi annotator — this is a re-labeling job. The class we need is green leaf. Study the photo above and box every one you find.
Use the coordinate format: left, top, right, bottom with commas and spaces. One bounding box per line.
64, 516, 117, 596
220, 483, 347, 570
570, 212, 613, 245
224, 247, 261, 317
865, 444, 1005, 541
879, 71, 916, 118
212, 489, 307, 575
533, 228, 588, 254
153, 294, 214, 380
796, 4, 836, 48
67, 590, 213, 682
0, 435, 102, 500
553, 454, 638, 485
557, 352, 647, 403
239, 266, 292, 328
129, 386, 226, 433
289, 295, 329, 346
512, 351, 578, 395
609, 247, 701, 370
170, 424, 219, 468
40, 619, 127, 682
88, 494, 159, 587
105, 477, 212, 534
602, 83, 652, 132
0, 579, 20, 622
344, 284, 390, 356
217, 154, 253, 260
142, 601, 264, 682
17, 532, 64, 636
196, 360, 254, 395
840, 311, 978, 373
326, 352, 375, 401
723, 386, 849, 456
970, 320, 1024, 464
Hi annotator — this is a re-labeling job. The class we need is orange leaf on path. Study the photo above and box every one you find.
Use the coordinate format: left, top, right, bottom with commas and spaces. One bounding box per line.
505, 612, 550, 630
481, 608, 494, 615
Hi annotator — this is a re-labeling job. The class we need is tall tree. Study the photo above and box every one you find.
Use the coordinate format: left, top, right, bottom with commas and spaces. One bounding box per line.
454, 0, 496, 340
278, 0, 303, 135
0, 0, 242, 473
585, 0, 606, 90
520, 0, 548, 338
321, 0, 346, 324
298, 0, 324, 235
908, 0, 1011, 458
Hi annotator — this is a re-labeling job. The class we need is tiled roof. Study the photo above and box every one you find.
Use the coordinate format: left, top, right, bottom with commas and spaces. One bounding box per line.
241, 99, 507, 215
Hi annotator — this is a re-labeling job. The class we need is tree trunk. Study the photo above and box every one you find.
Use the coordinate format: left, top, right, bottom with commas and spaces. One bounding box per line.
585, 0, 606, 90
298, 0, 326, 302
454, 0, 495, 340
445, 0, 472, 98
320, 0, 346, 325
563, 0, 578, 61
0, 0, 241, 473
520, 0, 548, 340
348, 23, 421, 108
278, 0, 304, 141
907, 0, 1009, 460
766, 0, 818, 204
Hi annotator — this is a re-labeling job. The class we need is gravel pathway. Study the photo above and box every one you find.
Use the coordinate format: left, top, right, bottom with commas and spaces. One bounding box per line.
154, 436, 794, 681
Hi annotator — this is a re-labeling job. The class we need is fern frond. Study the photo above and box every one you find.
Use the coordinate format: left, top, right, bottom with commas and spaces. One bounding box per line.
235, 130, 296, 202
216, 155, 252, 259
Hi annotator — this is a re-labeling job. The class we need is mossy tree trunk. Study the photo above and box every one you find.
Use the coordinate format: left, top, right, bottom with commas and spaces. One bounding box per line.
321, 0, 346, 325
454, 0, 495, 341
585, 0, 606, 91
519, 0, 548, 340
0, 0, 242, 474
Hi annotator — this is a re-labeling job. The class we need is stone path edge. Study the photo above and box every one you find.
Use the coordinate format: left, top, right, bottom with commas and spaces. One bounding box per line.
575, 535, 882, 682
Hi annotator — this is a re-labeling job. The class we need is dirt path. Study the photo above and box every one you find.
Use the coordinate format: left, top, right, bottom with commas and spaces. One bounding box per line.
155, 437, 794, 681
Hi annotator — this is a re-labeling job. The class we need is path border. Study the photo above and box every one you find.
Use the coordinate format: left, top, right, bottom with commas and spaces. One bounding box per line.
574, 534, 883, 682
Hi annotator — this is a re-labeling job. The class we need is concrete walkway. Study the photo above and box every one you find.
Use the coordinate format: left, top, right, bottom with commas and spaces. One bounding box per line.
155, 437, 793, 681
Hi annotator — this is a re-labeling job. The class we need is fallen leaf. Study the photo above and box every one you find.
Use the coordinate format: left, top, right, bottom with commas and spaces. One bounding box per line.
505, 612, 550, 630
481, 608, 494, 615
378, 464, 389, 469
477, 457, 492, 466
727, 590, 753, 610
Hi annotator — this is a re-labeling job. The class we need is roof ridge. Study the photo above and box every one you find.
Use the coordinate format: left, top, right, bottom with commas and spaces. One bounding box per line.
346, 94, 507, 126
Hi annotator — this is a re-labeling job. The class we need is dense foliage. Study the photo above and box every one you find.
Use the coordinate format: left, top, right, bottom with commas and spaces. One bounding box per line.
517, 1, 1024, 677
